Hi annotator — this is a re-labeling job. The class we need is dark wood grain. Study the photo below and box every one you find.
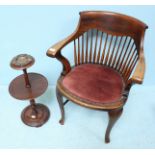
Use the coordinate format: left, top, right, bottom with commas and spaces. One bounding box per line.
9, 54, 50, 127
9, 73, 48, 100
46, 11, 148, 143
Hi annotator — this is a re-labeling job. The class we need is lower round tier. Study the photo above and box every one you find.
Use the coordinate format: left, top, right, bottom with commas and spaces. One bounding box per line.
21, 104, 50, 127
9, 73, 48, 100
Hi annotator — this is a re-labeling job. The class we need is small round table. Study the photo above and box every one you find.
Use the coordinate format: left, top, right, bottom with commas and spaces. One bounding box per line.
9, 54, 50, 127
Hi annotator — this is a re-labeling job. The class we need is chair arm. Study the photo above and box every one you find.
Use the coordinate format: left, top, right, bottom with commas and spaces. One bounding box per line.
130, 52, 145, 84
46, 35, 73, 75
47, 50, 71, 76
46, 33, 74, 58
55, 52, 71, 75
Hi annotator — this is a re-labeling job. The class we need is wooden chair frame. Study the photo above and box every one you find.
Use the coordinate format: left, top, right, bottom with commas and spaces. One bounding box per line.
47, 11, 148, 143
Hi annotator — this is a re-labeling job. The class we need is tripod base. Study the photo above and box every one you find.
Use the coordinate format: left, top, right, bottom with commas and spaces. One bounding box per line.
21, 104, 50, 127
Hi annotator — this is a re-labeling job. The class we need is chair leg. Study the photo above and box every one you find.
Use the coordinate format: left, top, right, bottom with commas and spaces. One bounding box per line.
105, 108, 123, 143
56, 88, 65, 125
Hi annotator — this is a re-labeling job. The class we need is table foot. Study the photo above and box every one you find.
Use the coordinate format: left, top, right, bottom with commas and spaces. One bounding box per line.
21, 104, 50, 127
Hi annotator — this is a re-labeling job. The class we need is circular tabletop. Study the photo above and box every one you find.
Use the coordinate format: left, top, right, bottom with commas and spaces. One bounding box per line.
9, 73, 48, 100
10, 54, 35, 70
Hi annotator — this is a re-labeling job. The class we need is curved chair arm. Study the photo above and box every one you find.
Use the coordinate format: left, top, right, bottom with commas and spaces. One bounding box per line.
46, 33, 75, 58
130, 50, 145, 84
47, 50, 71, 76
46, 34, 74, 75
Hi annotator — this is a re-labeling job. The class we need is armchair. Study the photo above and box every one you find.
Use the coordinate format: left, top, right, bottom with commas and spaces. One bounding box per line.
47, 11, 148, 143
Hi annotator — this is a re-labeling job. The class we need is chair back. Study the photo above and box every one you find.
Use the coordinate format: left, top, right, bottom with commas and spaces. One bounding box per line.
66, 11, 148, 82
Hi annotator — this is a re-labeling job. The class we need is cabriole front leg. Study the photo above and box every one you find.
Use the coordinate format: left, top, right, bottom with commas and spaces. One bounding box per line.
105, 108, 123, 143
56, 87, 65, 125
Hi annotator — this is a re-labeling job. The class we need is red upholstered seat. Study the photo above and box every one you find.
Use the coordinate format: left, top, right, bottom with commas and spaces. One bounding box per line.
62, 64, 125, 104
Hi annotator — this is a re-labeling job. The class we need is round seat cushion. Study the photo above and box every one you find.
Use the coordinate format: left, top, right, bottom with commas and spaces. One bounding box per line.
62, 64, 125, 104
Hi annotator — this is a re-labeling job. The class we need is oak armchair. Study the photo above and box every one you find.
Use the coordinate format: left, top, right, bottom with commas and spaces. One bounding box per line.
47, 11, 148, 143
